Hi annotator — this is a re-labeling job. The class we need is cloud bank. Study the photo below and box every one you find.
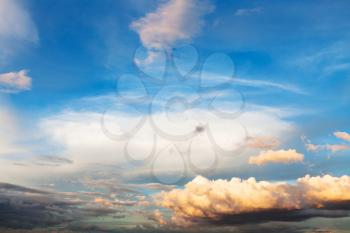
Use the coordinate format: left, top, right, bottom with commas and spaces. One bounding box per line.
158, 175, 350, 226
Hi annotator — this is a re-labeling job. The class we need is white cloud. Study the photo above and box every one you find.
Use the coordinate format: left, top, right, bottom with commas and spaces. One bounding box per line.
35, 101, 295, 183
131, 0, 213, 51
0, 93, 297, 184
249, 149, 304, 165
334, 131, 350, 142
0, 70, 32, 93
158, 174, 350, 225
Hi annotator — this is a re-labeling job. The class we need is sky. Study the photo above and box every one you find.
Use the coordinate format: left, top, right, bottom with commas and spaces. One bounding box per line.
1, 0, 350, 232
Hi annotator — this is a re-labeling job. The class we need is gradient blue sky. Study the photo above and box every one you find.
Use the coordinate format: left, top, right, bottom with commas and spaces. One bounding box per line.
1, 0, 350, 232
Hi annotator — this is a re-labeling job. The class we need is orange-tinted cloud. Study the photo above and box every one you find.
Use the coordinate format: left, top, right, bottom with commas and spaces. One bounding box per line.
249, 149, 304, 165
334, 131, 350, 142
246, 136, 280, 150
158, 175, 350, 225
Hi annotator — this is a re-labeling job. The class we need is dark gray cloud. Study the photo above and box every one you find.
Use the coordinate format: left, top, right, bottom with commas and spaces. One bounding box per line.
0, 182, 121, 230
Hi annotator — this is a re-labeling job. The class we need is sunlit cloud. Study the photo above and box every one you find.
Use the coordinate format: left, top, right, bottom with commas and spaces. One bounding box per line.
334, 131, 350, 142
249, 149, 304, 165
246, 136, 280, 150
302, 135, 350, 153
158, 174, 350, 226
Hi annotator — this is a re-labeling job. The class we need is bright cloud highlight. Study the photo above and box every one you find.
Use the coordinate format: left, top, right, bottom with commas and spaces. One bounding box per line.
158, 174, 350, 225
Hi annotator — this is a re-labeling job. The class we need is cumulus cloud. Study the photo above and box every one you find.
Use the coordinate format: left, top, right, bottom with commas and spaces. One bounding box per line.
131, 0, 213, 51
158, 175, 350, 226
0, 70, 32, 93
34, 103, 295, 183
0, 91, 296, 184
249, 149, 304, 165
334, 131, 350, 142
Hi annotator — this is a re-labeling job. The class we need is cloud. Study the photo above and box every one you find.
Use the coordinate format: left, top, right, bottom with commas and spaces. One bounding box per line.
0, 0, 38, 41
35, 103, 295, 183
14, 155, 73, 167
246, 136, 280, 150
0, 0, 38, 63
157, 174, 350, 226
131, 0, 213, 51
235, 7, 263, 16
249, 149, 304, 165
148, 209, 167, 225
0, 103, 25, 156
0, 91, 296, 184
0, 181, 127, 230
334, 131, 350, 142
302, 135, 350, 153
0, 70, 32, 93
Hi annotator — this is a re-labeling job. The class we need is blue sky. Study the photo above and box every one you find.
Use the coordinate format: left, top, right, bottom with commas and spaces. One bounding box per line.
1, 0, 350, 232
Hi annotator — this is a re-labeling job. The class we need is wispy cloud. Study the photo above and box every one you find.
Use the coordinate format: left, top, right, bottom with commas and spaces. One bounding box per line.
200, 72, 307, 95
235, 7, 263, 16
234, 77, 307, 95
0, 0, 38, 63
0, 0, 38, 42
131, 0, 213, 51
302, 133, 350, 154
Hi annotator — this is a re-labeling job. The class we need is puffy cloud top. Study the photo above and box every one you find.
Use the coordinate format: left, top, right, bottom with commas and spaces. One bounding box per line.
158, 175, 350, 225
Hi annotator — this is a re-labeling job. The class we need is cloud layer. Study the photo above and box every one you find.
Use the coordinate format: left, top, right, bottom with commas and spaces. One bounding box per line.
158, 175, 350, 225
